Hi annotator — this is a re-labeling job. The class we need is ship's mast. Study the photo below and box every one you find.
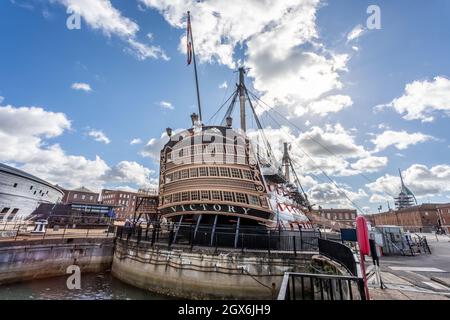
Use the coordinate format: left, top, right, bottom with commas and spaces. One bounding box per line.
238, 67, 246, 132
282, 142, 290, 182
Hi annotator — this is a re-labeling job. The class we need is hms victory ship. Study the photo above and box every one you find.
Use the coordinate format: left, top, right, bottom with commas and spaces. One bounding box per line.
156, 13, 314, 240
158, 71, 313, 231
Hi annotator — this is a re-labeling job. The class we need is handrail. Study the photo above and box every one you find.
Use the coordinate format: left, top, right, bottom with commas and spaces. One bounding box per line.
277, 272, 366, 300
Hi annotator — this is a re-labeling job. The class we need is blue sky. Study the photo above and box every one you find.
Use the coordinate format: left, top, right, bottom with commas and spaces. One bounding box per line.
1, 0, 449, 213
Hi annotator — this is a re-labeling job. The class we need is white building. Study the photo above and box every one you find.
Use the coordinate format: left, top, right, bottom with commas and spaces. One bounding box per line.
0, 163, 63, 222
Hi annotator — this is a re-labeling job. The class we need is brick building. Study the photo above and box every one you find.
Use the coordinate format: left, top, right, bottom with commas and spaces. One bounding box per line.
309, 208, 357, 229
369, 203, 443, 233
61, 186, 99, 204
437, 204, 450, 233
101, 189, 138, 220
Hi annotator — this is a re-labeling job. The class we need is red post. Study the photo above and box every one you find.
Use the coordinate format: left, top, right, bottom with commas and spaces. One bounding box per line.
356, 215, 370, 300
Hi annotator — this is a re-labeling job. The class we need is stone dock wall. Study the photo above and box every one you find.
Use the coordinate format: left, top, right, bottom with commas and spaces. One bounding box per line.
112, 239, 315, 299
0, 238, 114, 284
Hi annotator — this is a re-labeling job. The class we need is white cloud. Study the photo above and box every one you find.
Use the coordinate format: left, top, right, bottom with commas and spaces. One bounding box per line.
350, 156, 388, 173
247, 124, 371, 177
371, 130, 435, 152
347, 24, 365, 42
377, 76, 450, 122
71, 82, 92, 92
140, 0, 350, 119
51, 0, 168, 61
308, 182, 367, 209
367, 164, 450, 199
301, 94, 353, 117
130, 138, 142, 145
126, 38, 169, 61
219, 81, 228, 89
141, 130, 173, 161
88, 130, 111, 144
0, 96, 4, 103
103, 161, 156, 187
352, 46, 359, 51
159, 100, 174, 110
0, 98, 154, 190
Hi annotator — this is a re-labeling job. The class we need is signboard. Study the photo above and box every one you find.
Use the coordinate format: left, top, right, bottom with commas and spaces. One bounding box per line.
340, 228, 357, 242
160, 203, 271, 220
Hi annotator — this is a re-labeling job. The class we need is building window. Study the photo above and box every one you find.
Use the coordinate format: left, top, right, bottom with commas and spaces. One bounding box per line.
173, 193, 180, 203
13, 183, 18, 188
191, 191, 199, 201
82, 195, 86, 200
181, 169, 189, 179
345, 213, 349, 220
173, 171, 180, 180
209, 167, 219, 176
200, 191, 210, 201
11, 208, 19, 214
231, 168, 242, 178
182, 192, 189, 202
30, 186, 33, 190
248, 195, 260, 206
189, 168, 198, 178
211, 190, 222, 201
166, 173, 173, 183
164, 195, 172, 204
1, 208, 10, 214
242, 170, 253, 180
219, 167, 230, 177
223, 191, 234, 202
199, 167, 208, 177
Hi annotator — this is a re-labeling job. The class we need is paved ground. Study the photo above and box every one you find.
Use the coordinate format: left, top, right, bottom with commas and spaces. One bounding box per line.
366, 233, 450, 300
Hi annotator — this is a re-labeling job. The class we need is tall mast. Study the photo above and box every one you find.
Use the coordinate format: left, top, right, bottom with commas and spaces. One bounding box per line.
187, 11, 203, 122
282, 142, 290, 182
238, 67, 246, 132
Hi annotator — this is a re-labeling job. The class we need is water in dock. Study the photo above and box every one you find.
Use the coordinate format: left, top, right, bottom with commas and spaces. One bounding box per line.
0, 272, 172, 300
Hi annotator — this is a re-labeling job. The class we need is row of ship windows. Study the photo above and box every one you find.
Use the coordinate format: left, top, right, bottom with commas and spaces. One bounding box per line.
165, 167, 253, 183
163, 190, 267, 207
167, 145, 246, 160
11, 182, 49, 197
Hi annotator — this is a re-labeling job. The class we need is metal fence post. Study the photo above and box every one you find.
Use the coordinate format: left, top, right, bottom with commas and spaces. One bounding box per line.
267, 232, 271, 255
293, 236, 297, 256
62, 226, 67, 239
299, 228, 303, 251
86, 228, 90, 239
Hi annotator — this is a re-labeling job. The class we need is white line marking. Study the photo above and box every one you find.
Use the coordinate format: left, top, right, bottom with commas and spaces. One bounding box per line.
389, 267, 447, 273
423, 281, 450, 290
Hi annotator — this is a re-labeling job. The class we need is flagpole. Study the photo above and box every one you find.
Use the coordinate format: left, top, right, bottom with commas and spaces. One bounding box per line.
187, 11, 203, 122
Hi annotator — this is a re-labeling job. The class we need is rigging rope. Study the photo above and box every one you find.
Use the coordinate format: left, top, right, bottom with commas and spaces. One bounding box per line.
246, 90, 368, 214
247, 90, 397, 200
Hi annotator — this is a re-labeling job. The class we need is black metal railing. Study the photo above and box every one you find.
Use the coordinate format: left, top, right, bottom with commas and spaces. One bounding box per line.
115, 222, 327, 253
277, 272, 366, 300
318, 238, 358, 276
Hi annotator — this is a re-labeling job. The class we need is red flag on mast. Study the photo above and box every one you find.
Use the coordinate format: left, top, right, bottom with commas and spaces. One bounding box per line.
186, 11, 193, 65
